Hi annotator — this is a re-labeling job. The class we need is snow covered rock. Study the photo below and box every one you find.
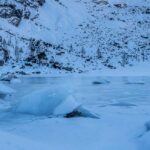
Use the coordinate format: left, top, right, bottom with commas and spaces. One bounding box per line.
13, 88, 99, 118
0, 73, 18, 82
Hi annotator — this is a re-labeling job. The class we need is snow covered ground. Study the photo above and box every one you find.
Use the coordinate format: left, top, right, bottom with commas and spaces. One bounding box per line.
0, 0, 150, 73
0, 76, 150, 150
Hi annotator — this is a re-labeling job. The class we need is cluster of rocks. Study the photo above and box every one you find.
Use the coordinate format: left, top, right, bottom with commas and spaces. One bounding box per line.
0, 0, 149, 74
25, 38, 74, 72
0, 4, 22, 26
0, 36, 9, 66
0, 48, 9, 66
93, 0, 109, 5
0, 0, 45, 26
15, 0, 45, 8
72, 1, 150, 69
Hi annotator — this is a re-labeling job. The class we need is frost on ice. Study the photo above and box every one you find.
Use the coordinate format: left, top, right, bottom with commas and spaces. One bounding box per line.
13, 88, 99, 118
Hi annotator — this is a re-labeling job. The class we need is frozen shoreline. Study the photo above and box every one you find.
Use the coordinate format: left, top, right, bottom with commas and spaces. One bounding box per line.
1, 62, 150, 78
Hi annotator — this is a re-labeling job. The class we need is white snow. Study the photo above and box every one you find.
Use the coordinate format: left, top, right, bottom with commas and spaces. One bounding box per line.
87, 62, 150, 76
0, 0, 149, 74
0, 130, 50, 150
53, 95, 80, 116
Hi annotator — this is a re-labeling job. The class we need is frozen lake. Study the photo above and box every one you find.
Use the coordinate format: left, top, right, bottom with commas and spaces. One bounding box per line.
9, 76, 150, 106
0, 76, 150, 150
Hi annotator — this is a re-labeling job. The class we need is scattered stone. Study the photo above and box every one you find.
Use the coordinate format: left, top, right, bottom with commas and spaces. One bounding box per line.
0, 4, 22, 26
65, 111, 82, 118
92, 80, 110, 85
0, 73, 17, 82
93, 0, 109, 5
114, 3, 127, 8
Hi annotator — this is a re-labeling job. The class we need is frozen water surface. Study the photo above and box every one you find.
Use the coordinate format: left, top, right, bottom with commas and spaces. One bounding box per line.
0, 76, 150, 150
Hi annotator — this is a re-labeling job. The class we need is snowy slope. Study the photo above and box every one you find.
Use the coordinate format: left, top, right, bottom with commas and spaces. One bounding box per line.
0, 0, 150, 75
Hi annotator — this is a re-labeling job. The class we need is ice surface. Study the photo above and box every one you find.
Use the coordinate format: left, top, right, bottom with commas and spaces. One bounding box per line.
139, 131, 150, 150
10, 78, 21, 84
0, 83, 16, 95
0, 76, 150, 150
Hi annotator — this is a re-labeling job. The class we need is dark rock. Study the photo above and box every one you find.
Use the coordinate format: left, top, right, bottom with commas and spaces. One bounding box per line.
15, 0, 45, 8
92, 80, 110, 85
0, 4, 22, 26
24, 11, 31, 19
65, 111, 82, 118
114, 3, 127, 8
0, 60, 4, 66
0, 48, 9, 65
56, 51, 65, 56
9, 17, 21, 26
52, 62, 62, 70
93, 0, 109, 5
37, 52, 47, 60
25, 62, 33, 67
62, 66, 73, 72
145, 8, 150, 14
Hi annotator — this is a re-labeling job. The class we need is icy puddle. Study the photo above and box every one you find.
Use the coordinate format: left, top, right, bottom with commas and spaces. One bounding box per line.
0, 76, 150, 150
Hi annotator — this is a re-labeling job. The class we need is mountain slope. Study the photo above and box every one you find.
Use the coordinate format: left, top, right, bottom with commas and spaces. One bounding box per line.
0, 0, 150, 75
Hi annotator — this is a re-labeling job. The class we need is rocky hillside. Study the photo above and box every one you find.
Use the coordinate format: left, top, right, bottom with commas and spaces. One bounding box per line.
0, 0, 150, 75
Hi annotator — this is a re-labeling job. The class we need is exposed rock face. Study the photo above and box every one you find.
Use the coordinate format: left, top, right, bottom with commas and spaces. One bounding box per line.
0, 35, 10, 66
0, 0, 45, 26
15, 0, 45, 8
93, 0, 109, 5
0, 48, 9, 66
0, 0, 150, 74
114, 3, 127, 8
0, 4, 22, 26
